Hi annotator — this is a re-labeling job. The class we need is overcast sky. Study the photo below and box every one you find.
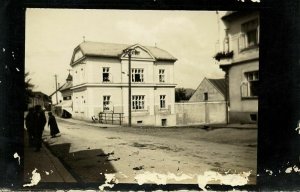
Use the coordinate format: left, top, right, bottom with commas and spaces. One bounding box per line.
25, 9, 226, 95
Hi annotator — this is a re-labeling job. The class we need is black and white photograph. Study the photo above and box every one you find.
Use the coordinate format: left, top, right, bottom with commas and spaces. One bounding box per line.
1, 0, 300, 190
23, 9, 259, 189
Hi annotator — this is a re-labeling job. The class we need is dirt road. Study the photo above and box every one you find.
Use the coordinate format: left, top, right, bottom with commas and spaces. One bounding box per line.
42, 118, 257, 184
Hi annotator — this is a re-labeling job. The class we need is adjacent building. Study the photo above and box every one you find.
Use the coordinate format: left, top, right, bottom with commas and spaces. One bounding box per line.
28, 91, 51, 110
216, 11, 259, 124
189, 78, 226, 102
70, 41, 177, 126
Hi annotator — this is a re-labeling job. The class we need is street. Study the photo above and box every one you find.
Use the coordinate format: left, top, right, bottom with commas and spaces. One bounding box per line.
42, 118, 257, 184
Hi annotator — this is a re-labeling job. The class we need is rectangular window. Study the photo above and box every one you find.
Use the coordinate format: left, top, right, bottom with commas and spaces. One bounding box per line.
239, 19, 259, 51
103, 67, 110, 82
132, 68, 144, 82
241, 71, 259, 98
159, 69, 165, 83
103, 95, 111, 111
132, 95, 145, 110
203, 92, 208, 101
160, 95, 166, 109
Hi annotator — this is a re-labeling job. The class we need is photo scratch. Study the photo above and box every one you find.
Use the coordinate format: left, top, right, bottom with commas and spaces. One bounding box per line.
99, 173, 118, 191
23, 168, 41, 187
13, 152, 20, 165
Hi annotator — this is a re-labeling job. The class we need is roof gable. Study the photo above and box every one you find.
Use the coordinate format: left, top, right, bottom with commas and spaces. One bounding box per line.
207, 78, 226, 96
70, 41, 176, 65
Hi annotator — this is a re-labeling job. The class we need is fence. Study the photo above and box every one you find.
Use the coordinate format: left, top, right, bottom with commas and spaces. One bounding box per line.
99, 112, 124, 125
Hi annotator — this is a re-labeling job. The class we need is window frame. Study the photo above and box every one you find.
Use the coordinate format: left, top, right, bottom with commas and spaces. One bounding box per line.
159, 69, 165, 83
241, 71, 259, 99
103, 95, 111, 111
160, 95, 166, 109
132, 95, 145, 110
131, 68, 144, 83
238, 18, 259, 52
102, 67, 110, 82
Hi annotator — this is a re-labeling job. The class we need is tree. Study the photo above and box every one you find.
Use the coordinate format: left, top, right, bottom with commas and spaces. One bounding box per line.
175, 88, 187, 102
25, 72, 34, 110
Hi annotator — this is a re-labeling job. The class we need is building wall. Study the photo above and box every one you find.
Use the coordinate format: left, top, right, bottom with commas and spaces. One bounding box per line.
189, 78, 225, 102
221, 11, 259, 124
225, 12, 259, 63
228, 60, 258, 123
175, 101, 226, 125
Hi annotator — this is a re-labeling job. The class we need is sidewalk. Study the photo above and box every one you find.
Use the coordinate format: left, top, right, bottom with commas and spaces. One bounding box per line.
23, 130, 76, 184
57, 116, 257, 129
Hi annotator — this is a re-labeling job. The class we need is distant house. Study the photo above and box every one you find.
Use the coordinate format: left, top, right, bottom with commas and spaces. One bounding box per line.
56, 73, 73, 118
216, 11, 259, 124
69, 41, 177, 126
189, 78, 226, 102
28, 91, 51, 110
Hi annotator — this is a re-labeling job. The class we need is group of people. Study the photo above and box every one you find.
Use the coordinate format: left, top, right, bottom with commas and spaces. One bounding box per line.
25, 105, 60, 152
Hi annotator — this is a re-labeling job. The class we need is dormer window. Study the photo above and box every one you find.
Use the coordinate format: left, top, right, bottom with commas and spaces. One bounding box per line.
239, 19, 259, 51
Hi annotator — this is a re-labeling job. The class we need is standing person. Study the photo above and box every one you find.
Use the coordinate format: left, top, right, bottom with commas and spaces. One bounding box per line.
25, 107, 35, 147
33, 105, 46, 152
48, 112, 60, 138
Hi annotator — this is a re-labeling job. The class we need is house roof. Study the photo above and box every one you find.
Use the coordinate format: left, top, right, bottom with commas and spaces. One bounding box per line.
77, 41, 177, 61
49, 85, 64, 97
221, 11, 258, 22
207, 78, 226, 96
60, 81, 73, 92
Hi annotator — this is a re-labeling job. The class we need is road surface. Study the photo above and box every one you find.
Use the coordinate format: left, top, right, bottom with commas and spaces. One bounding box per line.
42, 118, 257, 185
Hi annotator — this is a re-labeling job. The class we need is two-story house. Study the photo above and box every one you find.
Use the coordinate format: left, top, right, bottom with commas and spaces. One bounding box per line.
216, 11, 259, 124
70, 41, 177, 126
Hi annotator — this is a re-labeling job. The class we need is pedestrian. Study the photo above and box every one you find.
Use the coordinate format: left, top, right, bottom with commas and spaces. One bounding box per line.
48, 112, 60, 138
33, 105, 46, 152
25, 107, 35, 147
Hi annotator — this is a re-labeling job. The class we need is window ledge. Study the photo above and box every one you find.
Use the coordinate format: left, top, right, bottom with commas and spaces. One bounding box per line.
240, 44, 259, 52
241, 96, 258, 100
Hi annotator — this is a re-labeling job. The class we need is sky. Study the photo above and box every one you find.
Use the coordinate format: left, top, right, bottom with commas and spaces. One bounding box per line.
25, 9, 227, 95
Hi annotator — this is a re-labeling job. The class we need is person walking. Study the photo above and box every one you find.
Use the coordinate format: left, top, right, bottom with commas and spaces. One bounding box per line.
33, 105, 46, 152
48, 112, 60, 138
25, 107, 35, 147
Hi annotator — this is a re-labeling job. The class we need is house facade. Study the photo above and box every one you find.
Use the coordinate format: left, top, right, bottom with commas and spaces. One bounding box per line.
56, 73, 73, 118
189, 78, 226, 102
217, 11, 259, 124
70, 41, 177, 126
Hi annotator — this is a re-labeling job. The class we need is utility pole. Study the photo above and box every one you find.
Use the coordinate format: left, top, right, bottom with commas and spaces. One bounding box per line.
128, 52, 132, 127
123, 47, 139, 127
54, 74, 58, 104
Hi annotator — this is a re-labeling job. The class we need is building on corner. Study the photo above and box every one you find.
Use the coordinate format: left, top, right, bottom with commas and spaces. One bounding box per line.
215, 11, 259, 124
69, 41, 177, 126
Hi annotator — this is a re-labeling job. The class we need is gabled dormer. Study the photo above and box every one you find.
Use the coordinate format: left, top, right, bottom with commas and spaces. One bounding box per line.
70, 47, 85, 66
120, 44, 156, 62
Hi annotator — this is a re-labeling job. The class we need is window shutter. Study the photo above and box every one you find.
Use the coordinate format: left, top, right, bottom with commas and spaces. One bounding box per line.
241, 82, 248, 98
238, 33, 246, 51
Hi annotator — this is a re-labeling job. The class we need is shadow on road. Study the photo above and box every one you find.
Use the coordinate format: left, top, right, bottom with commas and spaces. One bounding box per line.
46, 143, 117, 183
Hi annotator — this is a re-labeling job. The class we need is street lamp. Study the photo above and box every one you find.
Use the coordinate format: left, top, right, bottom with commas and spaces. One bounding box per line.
122, 48, 139, 127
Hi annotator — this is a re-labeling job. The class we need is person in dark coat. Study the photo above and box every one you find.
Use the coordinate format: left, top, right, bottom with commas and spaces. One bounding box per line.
25, 107, 35, 147
33, 105, 46, 152
48, 112, 60, 138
